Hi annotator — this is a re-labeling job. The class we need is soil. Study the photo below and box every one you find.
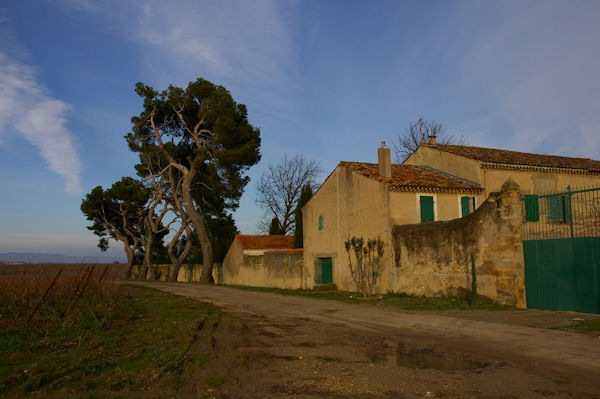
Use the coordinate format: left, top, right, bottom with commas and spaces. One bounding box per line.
134, 282, 600, 399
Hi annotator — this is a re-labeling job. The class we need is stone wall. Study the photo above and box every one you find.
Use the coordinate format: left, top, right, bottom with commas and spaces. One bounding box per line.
133, 263, 215, 282
222, 249, 305, 289
391, 179, 526, 307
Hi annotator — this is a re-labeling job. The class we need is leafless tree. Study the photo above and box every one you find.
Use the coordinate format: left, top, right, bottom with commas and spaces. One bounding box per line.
255, 154, 322, 235
392, 116, 465, 162
344, 236, 385, 297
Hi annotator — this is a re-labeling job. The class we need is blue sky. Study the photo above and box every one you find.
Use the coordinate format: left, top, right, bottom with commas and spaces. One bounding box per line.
1, 1, 599, 259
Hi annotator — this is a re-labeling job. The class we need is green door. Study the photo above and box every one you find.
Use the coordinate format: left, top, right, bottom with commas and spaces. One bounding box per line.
420, 196, 434, 223
320, 258, 332, 284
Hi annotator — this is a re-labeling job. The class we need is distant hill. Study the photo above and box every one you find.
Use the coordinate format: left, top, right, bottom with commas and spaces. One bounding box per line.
0, 252, 125, 264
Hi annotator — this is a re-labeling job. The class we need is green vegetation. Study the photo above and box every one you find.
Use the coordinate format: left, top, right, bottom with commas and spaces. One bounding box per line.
552, 318, 600, 336
227, 285, 513, 311
0, 284, 244, 398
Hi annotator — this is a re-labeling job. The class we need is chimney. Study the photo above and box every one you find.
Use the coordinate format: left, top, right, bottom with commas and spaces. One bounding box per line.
378, 141, 391, 178
428, 134, 437, 146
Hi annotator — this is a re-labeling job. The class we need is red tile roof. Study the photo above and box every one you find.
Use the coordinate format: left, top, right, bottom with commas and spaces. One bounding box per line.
236, 235, 295, 250
340, 162, 483, 194
424, 144, 600, 173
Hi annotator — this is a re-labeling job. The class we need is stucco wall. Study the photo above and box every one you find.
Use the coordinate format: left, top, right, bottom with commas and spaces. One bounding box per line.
303, 166, 391, 291
221, 240, 305, 289
404, 146, 482, 185
482, 168, 600, 194
391, 180, 526, 307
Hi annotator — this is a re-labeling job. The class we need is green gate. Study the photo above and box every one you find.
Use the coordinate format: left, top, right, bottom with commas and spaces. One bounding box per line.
522, 186, 600, 313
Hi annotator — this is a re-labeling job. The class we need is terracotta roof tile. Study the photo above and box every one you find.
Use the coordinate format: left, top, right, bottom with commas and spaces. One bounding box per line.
236, 235, 295, 250
425, 144, 600, 173
340, 162, 483, 194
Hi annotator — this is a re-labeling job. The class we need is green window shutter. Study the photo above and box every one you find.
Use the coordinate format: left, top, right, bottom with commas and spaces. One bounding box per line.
548, 195, 563, 222
461, 196, 472, 217
318, 215, 324, 231
548, 195, 572, 222
524, 195, 539, 222
420, 196, 434, 223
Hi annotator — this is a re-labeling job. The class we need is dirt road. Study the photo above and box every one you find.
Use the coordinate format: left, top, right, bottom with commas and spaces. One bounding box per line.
135, 282, 600, 398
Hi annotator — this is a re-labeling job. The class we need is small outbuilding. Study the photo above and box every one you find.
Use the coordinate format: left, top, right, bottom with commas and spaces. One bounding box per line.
221, 235, 305, 289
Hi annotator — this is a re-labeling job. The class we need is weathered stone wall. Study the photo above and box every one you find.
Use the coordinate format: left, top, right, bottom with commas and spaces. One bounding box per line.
221, 248, 304, 289
391, 179, 526, 307
134, 263, 213, 282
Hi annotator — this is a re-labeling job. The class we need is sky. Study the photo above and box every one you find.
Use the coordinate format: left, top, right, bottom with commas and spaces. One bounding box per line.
0, 0, 599, 259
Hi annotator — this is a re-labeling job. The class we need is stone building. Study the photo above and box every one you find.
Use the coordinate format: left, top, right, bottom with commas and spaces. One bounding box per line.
302, 140, 600, 306
404, 138, 600, 200
221, 235, 305, 289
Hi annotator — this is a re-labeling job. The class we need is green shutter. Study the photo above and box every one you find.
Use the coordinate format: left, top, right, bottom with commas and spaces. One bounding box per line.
420, 196, 434, 223
548, 195, 563, 222
318, 215, 324, 231
525, 195, 539, 222
461, 196, 472, 216
548, 195, 572, 222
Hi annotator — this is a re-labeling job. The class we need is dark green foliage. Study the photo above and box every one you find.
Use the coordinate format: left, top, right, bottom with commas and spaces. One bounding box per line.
125, 78, 261, 282
81, 177, 149, 252
126, 78, 261, 216
268, 216, 283, 235
207, 214, 239, 263
294, 184, 313, 248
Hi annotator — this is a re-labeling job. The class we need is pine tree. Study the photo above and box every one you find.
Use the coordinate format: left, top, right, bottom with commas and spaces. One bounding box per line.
294, 184, 313, 247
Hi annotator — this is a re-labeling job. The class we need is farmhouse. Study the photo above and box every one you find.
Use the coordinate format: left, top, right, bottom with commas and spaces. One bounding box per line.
302, 140, 600, 307
221, 235, 305, 289
404, 137, 600, 198
221, 139, 600, 310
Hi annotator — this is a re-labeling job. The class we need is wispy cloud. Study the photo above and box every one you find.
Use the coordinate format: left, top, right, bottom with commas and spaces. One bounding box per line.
0, 47, 82, 194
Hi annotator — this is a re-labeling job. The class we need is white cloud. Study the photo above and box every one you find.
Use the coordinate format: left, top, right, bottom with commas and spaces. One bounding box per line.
0, 50, 82, 194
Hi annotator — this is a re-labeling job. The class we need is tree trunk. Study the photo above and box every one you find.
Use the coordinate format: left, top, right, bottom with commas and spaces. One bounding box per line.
181, 172, 214, 284
167, 225, 192, 282
124, 246, 135, 279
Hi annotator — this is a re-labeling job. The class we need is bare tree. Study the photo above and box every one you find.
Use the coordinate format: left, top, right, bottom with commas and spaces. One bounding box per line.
392, 116, 465, 162
344, 236, 385, 297
255, 154, 322, 235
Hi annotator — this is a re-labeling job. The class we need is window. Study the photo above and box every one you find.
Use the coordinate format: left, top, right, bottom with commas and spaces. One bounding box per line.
318, 215, 324, 230
420, 195, 434, 223
548, 195, 571, 222
461, 196, 476, 217
524, 194, 539, 222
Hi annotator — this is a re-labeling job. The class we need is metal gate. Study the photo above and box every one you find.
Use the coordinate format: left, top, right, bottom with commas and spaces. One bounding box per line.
521, 186, 600, 314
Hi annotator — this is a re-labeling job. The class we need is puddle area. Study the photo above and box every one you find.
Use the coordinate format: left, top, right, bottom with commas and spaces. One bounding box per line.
373, 343, 489, 371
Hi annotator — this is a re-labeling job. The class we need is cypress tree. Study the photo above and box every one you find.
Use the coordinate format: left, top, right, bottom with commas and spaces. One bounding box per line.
294, 184, 313, 247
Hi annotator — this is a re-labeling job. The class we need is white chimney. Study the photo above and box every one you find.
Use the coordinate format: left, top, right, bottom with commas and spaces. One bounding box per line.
378, 141, 391, 178
429, 134, 437, 146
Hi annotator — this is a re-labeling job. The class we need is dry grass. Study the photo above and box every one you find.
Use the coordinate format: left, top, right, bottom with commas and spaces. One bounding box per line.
0, 264, 125, 331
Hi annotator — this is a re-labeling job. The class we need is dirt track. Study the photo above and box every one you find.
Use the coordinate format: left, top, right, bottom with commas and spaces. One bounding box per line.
135, 282, 600, 398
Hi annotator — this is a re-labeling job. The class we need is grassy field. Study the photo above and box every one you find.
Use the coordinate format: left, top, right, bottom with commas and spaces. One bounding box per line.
226, 284, 514, 311
0, 268, 249, 398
